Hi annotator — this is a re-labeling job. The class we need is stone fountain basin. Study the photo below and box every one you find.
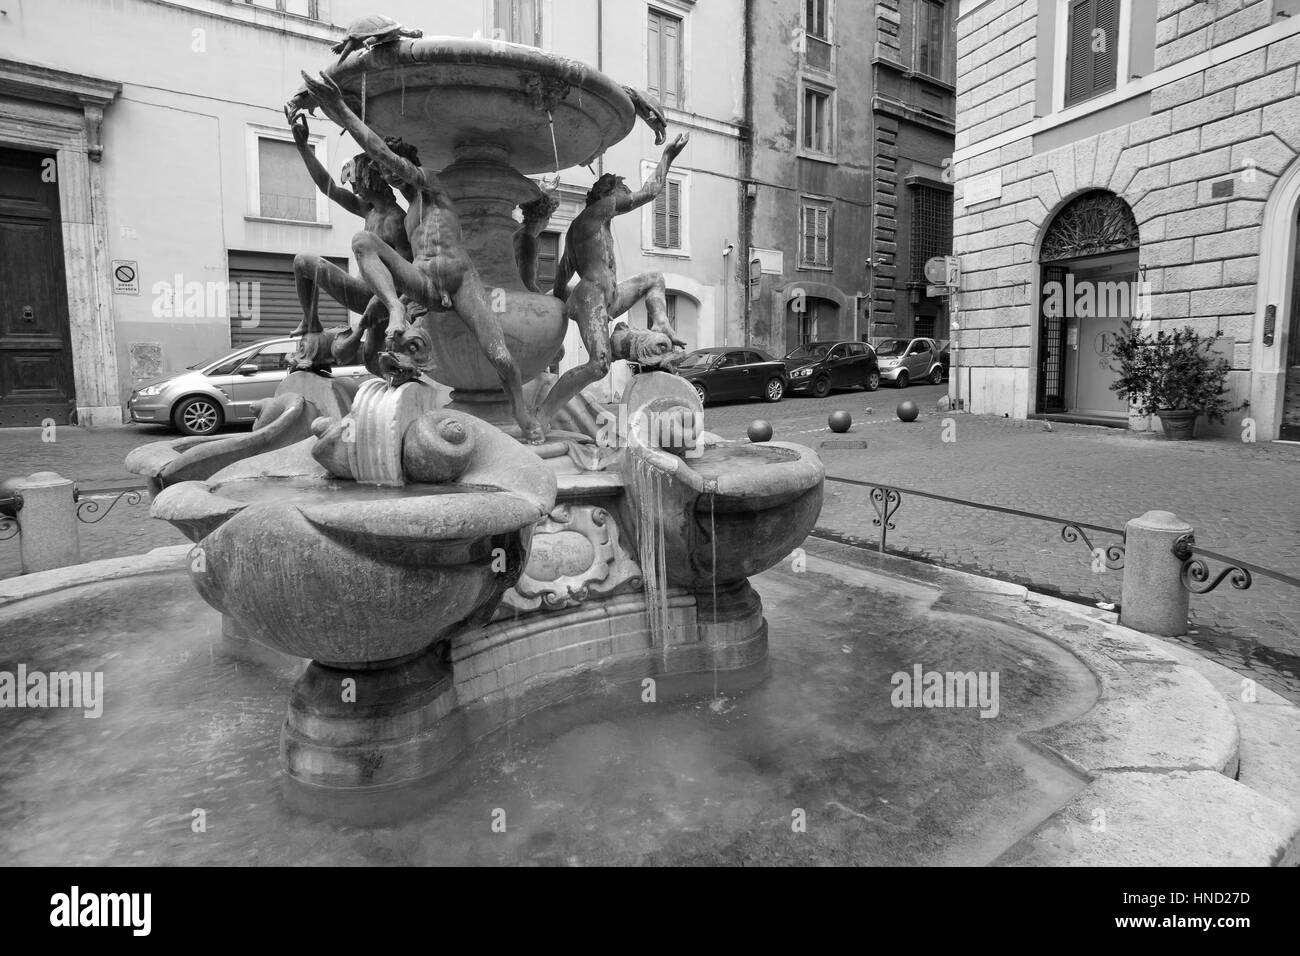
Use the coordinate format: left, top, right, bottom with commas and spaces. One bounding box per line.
288, 37, 636, 173
623, 438, 825, 588
154, 475, 537, 667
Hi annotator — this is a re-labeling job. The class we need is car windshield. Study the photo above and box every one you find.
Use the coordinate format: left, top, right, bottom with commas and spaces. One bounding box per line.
677, 352, 717, 369
874, 339, 908, 357
785, 344, 832, 362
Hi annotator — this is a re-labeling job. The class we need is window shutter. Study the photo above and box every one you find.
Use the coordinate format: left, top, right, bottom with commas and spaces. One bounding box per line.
1066, 0, 1095, 105
667, 179, 681, 249
662, 14, 680, 108
654, 188, 668, 247
816, 207, 829, 266
1092, 0, 1120, 96
648, 12, 661, 100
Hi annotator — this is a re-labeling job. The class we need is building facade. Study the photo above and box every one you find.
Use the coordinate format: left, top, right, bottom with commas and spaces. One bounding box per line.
952, 0, 1300, 440
745, 0, 957, 356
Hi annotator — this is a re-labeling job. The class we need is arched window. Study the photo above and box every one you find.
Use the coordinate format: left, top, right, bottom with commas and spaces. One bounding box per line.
1040, 190, 1139, 263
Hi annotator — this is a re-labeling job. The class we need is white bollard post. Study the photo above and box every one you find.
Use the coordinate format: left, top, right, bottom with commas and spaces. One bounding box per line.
14, 471, 79, 573
1120, 510, 1192, 637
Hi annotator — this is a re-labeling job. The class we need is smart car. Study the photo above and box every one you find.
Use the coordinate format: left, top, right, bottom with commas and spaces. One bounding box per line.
873, 337, 944, 388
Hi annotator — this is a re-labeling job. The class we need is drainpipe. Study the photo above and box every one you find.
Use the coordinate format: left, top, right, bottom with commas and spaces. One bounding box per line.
740, 0, 756, 348
596, 0, 604, 179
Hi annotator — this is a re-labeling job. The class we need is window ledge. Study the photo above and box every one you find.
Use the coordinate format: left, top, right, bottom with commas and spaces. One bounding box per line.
797, 263, 834, 273
642, 248, 691, 260
796, 150, 839, 166
245, 215, 331, 228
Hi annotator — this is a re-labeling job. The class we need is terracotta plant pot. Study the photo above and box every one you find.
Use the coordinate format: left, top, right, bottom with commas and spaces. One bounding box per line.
1156, 408, 1198, 440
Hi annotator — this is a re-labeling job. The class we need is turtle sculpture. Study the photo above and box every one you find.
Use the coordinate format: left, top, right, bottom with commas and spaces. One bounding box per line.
331, 15, 423, 63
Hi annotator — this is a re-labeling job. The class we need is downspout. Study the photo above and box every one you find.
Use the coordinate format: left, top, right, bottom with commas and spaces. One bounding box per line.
596, 0, 604, 178
740, 0, 756, 348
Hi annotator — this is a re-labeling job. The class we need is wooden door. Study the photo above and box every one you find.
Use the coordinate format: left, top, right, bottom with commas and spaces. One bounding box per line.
0, 147, 75, 426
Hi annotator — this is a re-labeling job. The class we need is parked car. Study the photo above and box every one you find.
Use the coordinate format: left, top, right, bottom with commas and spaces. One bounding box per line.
127, 337, 375, 436
873, 337, 944, 388
784, 341, 880, 397
936, 339, 950, 381
676, 347, 789, 405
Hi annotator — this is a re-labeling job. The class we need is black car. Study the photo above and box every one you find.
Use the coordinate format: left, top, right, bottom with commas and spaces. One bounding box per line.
676, 347, 789, 405
785, 340, 880, 397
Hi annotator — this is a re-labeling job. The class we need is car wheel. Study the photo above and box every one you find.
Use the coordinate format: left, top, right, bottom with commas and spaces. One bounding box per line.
764, 378, 785, 402
895, 370, 910, 389
174, 396, 223, 436
865, 370, 881, 392
811, 376, 831, 398
929, 365, 944, 385
692, 382, 707, 405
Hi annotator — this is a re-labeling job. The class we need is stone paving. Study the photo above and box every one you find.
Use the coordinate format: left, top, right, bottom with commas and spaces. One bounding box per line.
2, 387, 1298, 699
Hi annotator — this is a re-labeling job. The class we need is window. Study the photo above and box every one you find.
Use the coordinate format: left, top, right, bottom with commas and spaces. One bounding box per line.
800, 200, 832, 269
916, 0, 945, 79
652, 178, 682, 250
648, 9, 683, 109
255, 136, 320, 222
805, 0, 828, 41
243, 342, 295, 372
797, 303, 816, 344
801, 85, 834, 155
1065, 0, 1119, 106
909, 183, 953, 281
665, 292, 679, 327
243, 0, 318, 16
642, 164, 690, 255
495, 0, 542, 46
536, 232, 560, 289
914, 316, 936, 338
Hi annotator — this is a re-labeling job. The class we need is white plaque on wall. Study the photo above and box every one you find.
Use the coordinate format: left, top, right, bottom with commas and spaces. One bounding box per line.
964, 170, 1002, 207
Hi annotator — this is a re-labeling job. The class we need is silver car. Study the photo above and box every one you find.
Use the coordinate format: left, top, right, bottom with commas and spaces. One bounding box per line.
127, 338, 374, 436
873, 337, 945, 388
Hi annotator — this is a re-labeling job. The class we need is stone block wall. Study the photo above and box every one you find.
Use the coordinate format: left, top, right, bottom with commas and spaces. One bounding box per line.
953, 0, 1300, 435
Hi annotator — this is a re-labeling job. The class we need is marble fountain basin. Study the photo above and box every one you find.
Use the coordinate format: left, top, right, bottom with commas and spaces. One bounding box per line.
149, 403, 556, 666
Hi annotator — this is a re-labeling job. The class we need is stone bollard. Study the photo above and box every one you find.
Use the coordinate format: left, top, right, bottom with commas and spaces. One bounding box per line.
13, 472, 79, 573
1120, 510, 1192, 637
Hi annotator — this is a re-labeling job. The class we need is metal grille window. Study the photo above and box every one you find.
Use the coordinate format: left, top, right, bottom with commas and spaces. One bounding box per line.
495, 0, 543, 46
801, 201, 832, 269
652, 179, 683, 250
1065, 0, 1119, 106
909, 184, 953, 281
914, 316, 936, 338
802, 86, 833, 154
257, 137, 318, 221
648, 9, 683, 109
916, 0, 945, 79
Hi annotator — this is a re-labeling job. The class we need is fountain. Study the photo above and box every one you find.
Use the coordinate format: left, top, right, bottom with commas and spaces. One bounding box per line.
124, 34, 824, 819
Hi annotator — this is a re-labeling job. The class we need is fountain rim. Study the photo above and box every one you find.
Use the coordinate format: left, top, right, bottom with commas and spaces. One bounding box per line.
288, 35, 638, 173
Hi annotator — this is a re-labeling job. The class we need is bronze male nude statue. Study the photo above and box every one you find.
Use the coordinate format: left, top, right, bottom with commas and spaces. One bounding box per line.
300, 70, 544, 442
537, 133, 691, 426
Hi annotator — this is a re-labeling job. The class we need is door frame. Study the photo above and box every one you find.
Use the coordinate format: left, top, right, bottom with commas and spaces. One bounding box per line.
1252, 154, 1300, 441
0, 59, 121, 425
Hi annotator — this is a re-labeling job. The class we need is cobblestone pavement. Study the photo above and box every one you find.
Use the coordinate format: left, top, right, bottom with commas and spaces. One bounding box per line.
3, 387, 1298, 699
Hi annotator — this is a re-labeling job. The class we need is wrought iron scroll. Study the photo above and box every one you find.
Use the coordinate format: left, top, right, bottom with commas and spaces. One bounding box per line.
1061, 524, 1125, 570
76, 490, 143, 524
869, 486, 902, 553
1172, 533, 1253, 595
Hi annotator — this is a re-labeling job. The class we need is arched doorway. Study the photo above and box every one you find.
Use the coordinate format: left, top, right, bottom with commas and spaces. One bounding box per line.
1036, 190, 1141, 422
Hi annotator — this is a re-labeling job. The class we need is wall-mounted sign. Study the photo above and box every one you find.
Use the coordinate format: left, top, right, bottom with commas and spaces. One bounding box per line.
964, 170, 1002, 207
111, 260, 139, 295
748, 247, 784, 274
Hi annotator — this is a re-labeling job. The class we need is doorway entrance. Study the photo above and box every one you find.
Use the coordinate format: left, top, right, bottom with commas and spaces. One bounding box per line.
1036, 191, 1140, 423
0, 146, 75, 426
1283, 205, 1300, 441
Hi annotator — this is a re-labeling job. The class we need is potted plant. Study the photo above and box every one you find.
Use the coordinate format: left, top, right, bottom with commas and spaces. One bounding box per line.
1107, 323, 1241, 440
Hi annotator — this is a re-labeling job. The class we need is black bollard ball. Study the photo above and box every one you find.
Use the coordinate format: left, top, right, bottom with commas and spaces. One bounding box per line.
896, 400, 919, 423
827, 410, 852, 433
747, 420, 773, 442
